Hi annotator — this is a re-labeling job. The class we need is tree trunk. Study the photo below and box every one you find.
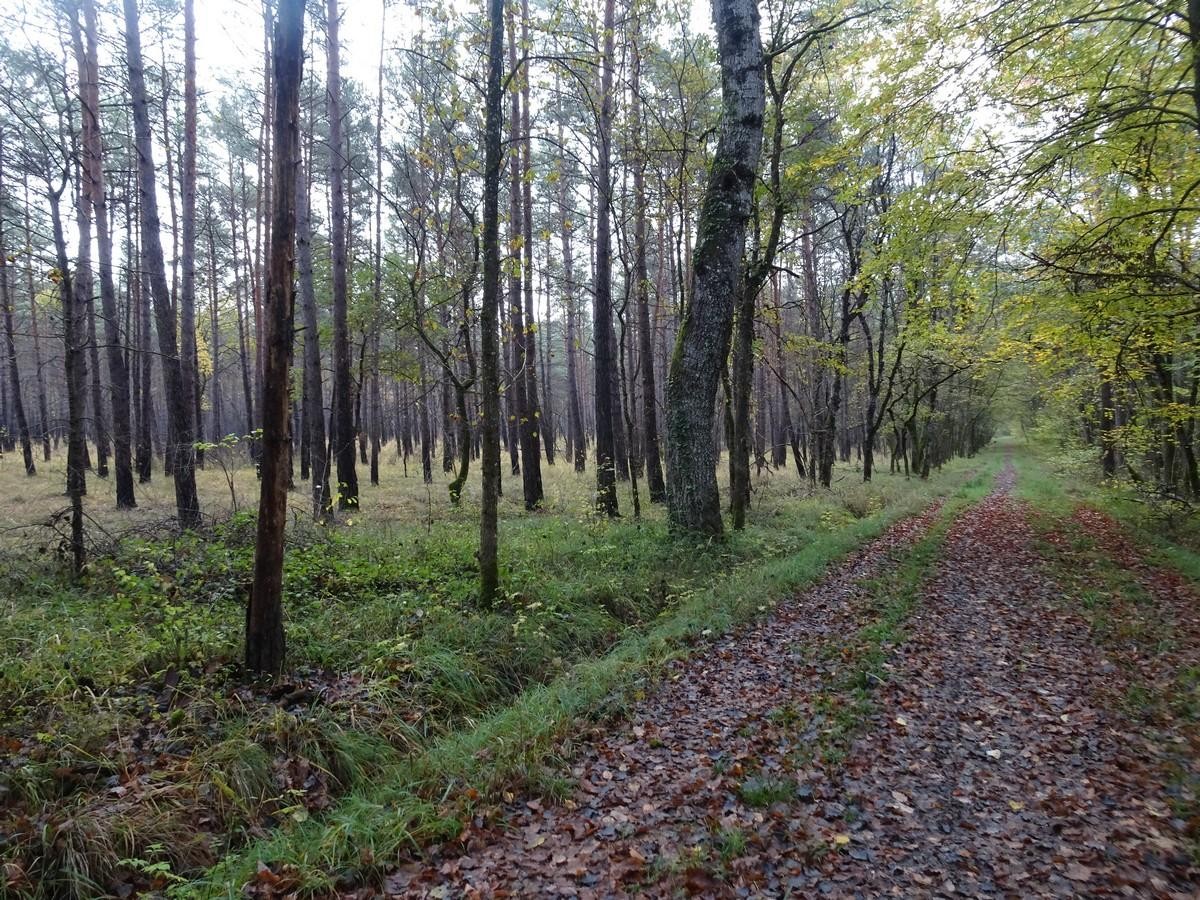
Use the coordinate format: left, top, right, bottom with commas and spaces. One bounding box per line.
505, 9, 536, 508
355, 337, 368, 466
631, 16, 664, 502
370, 337, 383, 485
85, 253, 107, 478
1100, 378, 1116, 478
74, 0, 134, 502
298, 160, 331, 521
0, 132, 33, 475
22, 176, 51, 463
50, 189, 87, 572
418, 353, 433, 483
207, 220, 225, 442
440, 338, 455, 475
618, 302, 642, 518
609, 325, 630, 481
249, 0, 304, 676
228, 157, 256, 449
136, 227, 154, 483
729, 280, 754, 529
593, 0, 620, 516
540, 222, 556, 465
520, 0, 544, 505
326, 0, 359, 510
179, 0, 201, 473
124, 0, 202, 529
370, 0, 386, 489
479, 0, 505, 603
558, 117, 586, 473
664, 0, 764, 535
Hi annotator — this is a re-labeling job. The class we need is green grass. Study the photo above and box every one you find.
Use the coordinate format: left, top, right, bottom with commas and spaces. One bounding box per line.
714, 826, 749, 866
0, 445, 998, 898
737, 773, 797, 808
1011, 438, 1200, 586
1013, 447, 1189, 680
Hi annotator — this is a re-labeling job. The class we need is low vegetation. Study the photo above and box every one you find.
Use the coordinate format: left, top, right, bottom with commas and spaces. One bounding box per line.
0, 451, 986, 897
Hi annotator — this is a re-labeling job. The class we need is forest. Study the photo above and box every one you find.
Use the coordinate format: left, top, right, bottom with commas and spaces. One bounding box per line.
1, 0, 1199, 895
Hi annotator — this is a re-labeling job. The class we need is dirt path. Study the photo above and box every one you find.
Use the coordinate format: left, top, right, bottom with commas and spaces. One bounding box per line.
826, 466, 1196, 898
384, 467, 1199, 898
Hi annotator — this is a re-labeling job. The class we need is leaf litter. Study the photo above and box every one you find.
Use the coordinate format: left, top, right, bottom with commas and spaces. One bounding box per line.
349, 464, 1200, 898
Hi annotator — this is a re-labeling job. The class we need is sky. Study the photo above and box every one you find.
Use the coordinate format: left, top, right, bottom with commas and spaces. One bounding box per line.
0, 0, 714, 266
192, 0, 387, 94
189, 0, 715, 102
0, 0, 445, 98
0, 0, 716, 110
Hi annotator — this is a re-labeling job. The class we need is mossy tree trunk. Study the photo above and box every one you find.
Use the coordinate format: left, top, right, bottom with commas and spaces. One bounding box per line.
664, 0, 765, 535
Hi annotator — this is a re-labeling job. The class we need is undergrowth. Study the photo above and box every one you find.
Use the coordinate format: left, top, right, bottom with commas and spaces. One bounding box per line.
0, 453, 993, 898
198, 457, 1000, 897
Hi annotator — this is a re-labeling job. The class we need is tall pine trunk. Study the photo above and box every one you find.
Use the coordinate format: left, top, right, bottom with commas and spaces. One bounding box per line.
136, 225, 155, 483
0, 132, 33, 475
506, 6, 539, 509
592, 0, 619, 516
370, 3, 386, 488
540, 222, 556, 464
248, 0, 304, 675
84, 253, 107, 477
298, 160, 331, 521
179, 0, 201, 477
519, 0, 544, 500
49, 183, 87, 571
76, 0, 135, 505
124, 0, 202, 530
480, 0, 504, 603
207, 221, 225, 441
630, 13, 664, 502
22, 176, 51, 463
326, 0, 359, 509
558, 118, 586, 473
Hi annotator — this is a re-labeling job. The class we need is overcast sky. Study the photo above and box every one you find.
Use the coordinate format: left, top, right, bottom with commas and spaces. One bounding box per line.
0, 0, 716, 106
188, 0, 714, 95
193, 0, 389, 94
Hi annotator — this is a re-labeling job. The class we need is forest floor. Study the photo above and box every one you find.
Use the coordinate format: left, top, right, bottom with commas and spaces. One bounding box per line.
0, 448, 987, 897
5, 445, 1200, 898
356, 458, 1200, 899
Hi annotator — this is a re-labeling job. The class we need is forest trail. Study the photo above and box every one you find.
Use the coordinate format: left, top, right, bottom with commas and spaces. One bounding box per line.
381, 465, 1200, 899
